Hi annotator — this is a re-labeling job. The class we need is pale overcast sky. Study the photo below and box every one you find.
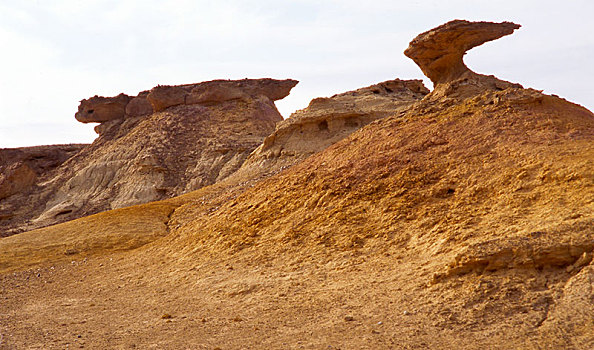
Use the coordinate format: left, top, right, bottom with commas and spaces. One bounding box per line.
1, 0, 592, 147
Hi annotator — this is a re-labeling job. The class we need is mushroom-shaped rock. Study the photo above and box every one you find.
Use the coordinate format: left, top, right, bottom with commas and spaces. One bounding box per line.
404, 20, 520, 86
75, 93, 131, 123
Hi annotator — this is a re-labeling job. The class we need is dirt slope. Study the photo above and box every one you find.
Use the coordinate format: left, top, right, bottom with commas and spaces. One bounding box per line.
0, 20, 593, 349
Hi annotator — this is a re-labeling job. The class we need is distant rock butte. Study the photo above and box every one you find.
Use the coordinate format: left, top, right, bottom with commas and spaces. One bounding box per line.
405, 20, 523, 98
0, 78, 297, 235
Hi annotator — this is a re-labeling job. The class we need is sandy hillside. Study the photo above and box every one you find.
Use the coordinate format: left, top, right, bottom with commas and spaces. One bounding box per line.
0, 20, 593, 349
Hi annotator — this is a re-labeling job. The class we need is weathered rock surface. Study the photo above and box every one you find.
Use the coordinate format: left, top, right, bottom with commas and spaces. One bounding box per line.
241, 79, 428, 174
125, 92, 153, 117
75, 93, 131, 123
0, 79, 296, 236
405, 20, 523, 99
0, 144, 87, 228
0, 163, 36, 201
146, 85, 187, 112
2, 20, 593, 349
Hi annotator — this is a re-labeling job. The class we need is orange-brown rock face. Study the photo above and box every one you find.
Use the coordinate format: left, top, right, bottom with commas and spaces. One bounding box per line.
75, 93, 131, 123
125, 92, 153, 117
0, 163, 36, 201
146, 85, 187, 112
1, 79, 297, 236
404, 20, 520, 85
405, 20, 522, 99
79, 79, 299, 134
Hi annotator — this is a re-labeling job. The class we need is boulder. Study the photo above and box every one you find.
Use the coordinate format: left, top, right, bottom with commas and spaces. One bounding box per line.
75, 93, 131, 123
125, 94, 153, 117
146, 85, 187, 112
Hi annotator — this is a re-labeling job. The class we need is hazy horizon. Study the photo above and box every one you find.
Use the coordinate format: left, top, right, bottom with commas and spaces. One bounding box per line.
1, 0, 593, 148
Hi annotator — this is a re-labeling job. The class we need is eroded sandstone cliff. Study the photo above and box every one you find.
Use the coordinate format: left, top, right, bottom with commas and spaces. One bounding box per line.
0, 78, 297, 236
0, 144, 87, 227
241, 79, 428, 173
0, 20, 592, 350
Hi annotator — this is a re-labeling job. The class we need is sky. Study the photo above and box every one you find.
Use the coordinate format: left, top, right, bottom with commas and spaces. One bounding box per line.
1, 0, 593, 147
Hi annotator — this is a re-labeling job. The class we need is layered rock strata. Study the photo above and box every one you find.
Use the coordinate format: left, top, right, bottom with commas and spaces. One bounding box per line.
0, 144, 87, 234
75, 79, 298, 127
240, 79, 428, 174
0, 79, 296, 236
0, 144, 87, 201
1, 20, 594, 349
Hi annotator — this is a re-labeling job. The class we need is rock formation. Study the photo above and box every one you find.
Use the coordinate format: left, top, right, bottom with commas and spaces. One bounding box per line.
0, 144, 87, 201
404, 20, 519, 85
405, 20, 523, 99
75, 79, 298, 132
0, 78, 297, 236
0, 144, 87, 232
75, 94, 131, 123
241, 79, 428, 174
1, 20, 593, 349
0, 163, 36, 201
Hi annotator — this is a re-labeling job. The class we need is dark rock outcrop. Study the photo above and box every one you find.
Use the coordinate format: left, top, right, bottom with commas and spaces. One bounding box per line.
0, 163, 36, 201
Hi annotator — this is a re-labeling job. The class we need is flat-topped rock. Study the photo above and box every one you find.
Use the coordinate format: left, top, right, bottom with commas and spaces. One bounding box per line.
76, 79, 299, 130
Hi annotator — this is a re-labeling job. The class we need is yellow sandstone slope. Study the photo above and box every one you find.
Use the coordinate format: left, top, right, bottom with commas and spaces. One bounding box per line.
0, 20, 593, 349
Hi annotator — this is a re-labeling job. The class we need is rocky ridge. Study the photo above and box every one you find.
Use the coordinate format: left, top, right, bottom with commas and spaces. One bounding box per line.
0, 76, 431, 236
242, 79, 428, 173
0, 20, 593, 349
0, 78, 297, 236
